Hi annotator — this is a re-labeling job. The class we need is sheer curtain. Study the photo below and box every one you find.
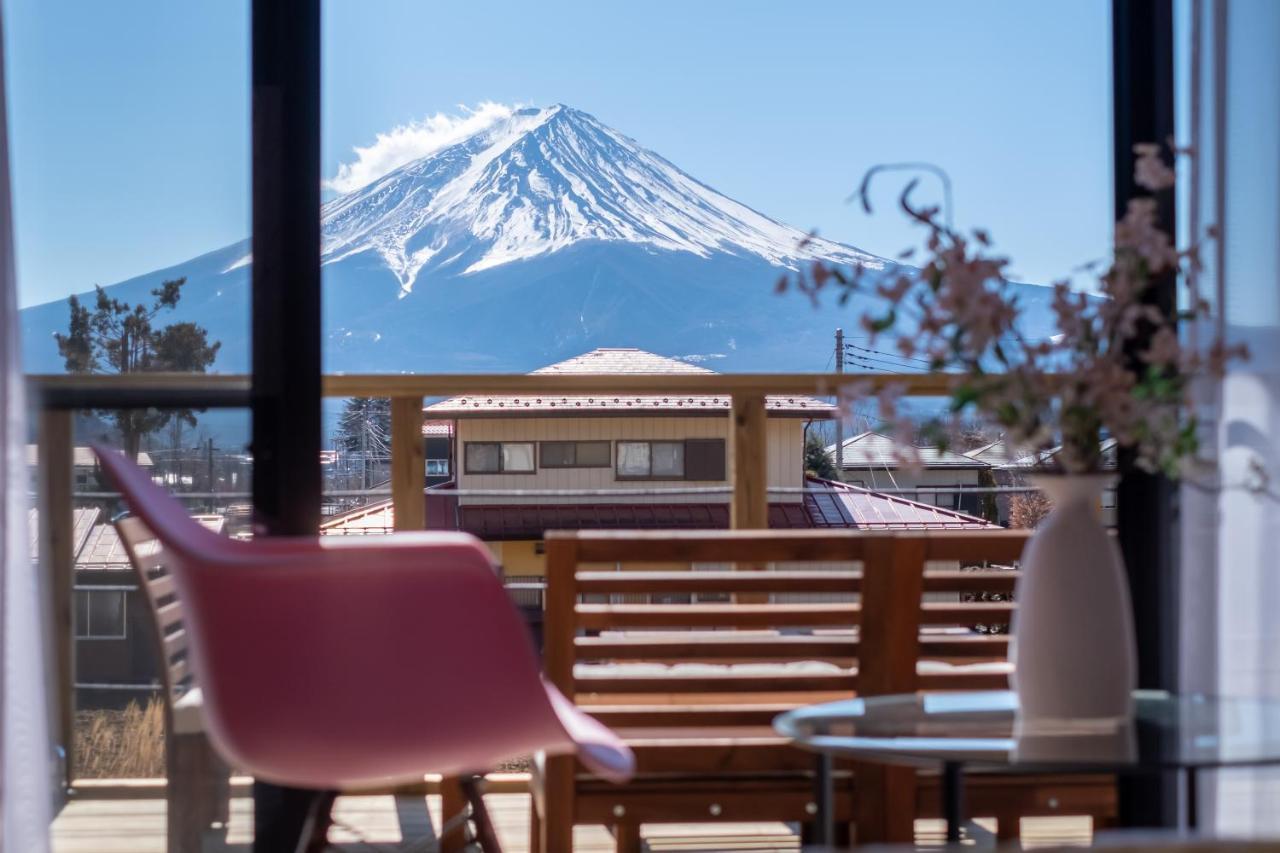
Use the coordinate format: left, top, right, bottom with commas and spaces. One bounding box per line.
1182, 0, 1280, 835
0, 8, 52, 850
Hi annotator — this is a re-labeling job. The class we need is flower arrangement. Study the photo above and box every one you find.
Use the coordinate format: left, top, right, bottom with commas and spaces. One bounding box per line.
782, 145, 1247, 475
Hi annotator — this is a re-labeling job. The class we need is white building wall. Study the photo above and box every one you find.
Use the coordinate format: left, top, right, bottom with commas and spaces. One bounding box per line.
840, 467, 985, 506
456, 416, 805, 505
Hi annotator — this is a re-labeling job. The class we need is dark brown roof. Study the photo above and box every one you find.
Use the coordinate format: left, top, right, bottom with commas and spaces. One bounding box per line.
320, 478, 995, 539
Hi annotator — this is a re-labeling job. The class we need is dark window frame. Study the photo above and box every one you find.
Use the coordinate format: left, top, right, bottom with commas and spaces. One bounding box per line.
73, 588, 127, 641
463, 441, 536, 474
615, 439, 686, 480
539, 440, 612, 469
614, 438, 726, 481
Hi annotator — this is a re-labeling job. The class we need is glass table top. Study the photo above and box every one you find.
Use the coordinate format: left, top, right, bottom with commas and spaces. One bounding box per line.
773, 690, 1280, 772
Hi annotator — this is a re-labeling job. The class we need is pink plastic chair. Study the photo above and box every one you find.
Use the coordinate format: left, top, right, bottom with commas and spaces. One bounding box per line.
93, 445, 633, 847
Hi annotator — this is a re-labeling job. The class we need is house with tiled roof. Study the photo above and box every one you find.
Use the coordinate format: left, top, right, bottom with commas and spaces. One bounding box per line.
28, 505, 225, 701
323, 348, 997, 575
826, 431, 994, 517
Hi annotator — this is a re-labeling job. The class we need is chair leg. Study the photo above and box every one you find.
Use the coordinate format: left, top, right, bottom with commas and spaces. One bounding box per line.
541, 757, 575, 853
613, 822, 642, 853
529, 796, 543, 853
439, 776, 468, 853
169, 733, 222, 853
297, 790, 337, 853
997, 813, 1021, 842
460, 776, 503, 853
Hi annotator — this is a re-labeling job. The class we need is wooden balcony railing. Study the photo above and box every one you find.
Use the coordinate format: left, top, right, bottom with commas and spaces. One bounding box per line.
27, 369, 953, 784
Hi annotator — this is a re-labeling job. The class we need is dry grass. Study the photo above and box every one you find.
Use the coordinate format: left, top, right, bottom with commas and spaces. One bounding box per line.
75, 698, 166, 779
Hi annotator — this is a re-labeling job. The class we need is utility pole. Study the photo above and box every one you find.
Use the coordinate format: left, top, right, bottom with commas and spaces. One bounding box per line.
834, 328, 844, 482
206, 438, 215, 514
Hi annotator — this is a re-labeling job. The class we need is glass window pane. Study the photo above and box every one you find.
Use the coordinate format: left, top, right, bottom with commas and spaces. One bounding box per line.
652, 442, 684, 477
576, 441, 611, 467
88, 590, 125, 638
617, 442, 650, 476
74, 590, 89, 639
502, 443, 535, 473
466, 443, 500, 473
540, 442, 575, 467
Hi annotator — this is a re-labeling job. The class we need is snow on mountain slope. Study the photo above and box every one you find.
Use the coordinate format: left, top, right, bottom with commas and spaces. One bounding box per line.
319, 105, 884, 294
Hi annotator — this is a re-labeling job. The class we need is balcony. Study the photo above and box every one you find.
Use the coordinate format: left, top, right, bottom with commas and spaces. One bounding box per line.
30, 370, 1087, 851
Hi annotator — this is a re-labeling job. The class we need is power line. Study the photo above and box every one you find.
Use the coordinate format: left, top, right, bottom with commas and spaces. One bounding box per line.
845, 353, 928, 373
846, 342, 933, 367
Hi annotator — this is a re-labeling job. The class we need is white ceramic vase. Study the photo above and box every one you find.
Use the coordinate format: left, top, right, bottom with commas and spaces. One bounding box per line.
1010, 474, 1137, 721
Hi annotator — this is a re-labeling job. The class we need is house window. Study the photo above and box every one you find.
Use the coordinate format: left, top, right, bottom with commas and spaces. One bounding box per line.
464, 442, 535, 474
615, 439, 725, 480
74, 589, 127, 640
540, 441, 611, 468
426, 459, 449, 476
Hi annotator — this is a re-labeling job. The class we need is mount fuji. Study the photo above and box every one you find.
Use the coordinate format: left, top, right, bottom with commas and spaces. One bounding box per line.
20, 104, 1053, 374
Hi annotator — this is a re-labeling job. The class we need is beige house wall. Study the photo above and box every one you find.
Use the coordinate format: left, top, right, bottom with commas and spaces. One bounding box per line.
456, 416, 806, 505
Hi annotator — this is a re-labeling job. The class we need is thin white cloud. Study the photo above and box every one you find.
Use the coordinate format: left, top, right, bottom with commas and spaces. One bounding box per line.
325, 102, 518, 194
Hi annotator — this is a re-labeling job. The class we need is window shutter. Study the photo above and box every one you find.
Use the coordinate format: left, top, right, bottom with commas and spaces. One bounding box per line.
684, 439, 726, 481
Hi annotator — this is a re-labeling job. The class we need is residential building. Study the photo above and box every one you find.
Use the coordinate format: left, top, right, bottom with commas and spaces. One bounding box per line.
826, 431, 993, 517
323, 349, 997, 577
25, 445, 153, 493
27, 506, 225, 708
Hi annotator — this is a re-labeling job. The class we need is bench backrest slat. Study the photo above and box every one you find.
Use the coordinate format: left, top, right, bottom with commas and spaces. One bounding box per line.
545, 529, 1031, 726
115, 515, 193, 708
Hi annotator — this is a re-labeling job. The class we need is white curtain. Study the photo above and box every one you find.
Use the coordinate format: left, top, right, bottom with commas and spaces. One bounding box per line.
0, 7, 52, 850
1182, 0, 1280, 834
0, 4, 51, 845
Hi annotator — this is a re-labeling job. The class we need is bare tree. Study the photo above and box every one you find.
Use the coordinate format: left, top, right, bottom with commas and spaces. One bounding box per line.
1009, 490, 1053, 529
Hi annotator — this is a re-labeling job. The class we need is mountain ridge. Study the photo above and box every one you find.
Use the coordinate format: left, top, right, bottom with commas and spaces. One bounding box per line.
20, 103, 1054, 377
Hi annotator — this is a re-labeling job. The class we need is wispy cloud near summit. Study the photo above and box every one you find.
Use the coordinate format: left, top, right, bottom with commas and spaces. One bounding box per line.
325, 102, 517, 194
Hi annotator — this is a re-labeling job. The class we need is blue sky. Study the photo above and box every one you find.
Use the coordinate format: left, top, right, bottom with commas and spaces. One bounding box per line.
4, 1, 1111, 308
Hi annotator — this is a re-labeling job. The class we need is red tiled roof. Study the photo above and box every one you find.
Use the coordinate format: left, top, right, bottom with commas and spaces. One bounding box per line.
424, 348, 834, 416
803, 478, 997, 530
320, 477, 994, 539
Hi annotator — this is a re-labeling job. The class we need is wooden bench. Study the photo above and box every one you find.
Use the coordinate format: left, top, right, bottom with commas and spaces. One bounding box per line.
116, 516, 231, 853
533, 529, 1116, 850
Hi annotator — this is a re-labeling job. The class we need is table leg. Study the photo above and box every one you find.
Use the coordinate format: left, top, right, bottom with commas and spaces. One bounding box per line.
942, 761, 965, 844
813, 753, 834, 845
1186, 767, 1198, 832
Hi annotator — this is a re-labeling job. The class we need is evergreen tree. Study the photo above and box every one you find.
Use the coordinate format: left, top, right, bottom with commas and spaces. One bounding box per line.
804, 432, 840, 480
336, 398, 391, 488
55, 279, 220, 460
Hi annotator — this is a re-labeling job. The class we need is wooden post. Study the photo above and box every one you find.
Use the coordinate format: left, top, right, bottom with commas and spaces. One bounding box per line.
853, 534, 926, 844
39, 408, 74, 785
390, 396, 425, 532
729, 394, 769, 598
539, 536, 579, 852
729, 393, 768, 530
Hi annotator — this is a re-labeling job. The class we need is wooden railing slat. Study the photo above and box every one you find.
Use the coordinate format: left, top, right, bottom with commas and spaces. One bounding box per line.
575, 672, 856, 694
575, 570, 861, 594
576, 634, 858, 661
576, 603, 860, 629
921, 602, 1016, 624
559, 530, 871, 564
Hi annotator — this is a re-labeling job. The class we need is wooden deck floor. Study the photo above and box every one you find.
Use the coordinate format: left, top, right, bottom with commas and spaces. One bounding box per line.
51, 792, 1094, 852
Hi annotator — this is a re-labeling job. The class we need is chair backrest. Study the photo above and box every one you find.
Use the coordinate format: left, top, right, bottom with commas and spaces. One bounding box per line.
544, 529, 1031, 731
94, 444, 600, 788
115, 514, 193, 715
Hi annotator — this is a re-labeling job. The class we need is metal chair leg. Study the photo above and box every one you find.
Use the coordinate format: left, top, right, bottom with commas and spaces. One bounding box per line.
460, 775, 503, 853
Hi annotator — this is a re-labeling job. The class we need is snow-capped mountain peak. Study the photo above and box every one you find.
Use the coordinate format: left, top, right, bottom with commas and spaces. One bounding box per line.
320, 104, 883, 295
